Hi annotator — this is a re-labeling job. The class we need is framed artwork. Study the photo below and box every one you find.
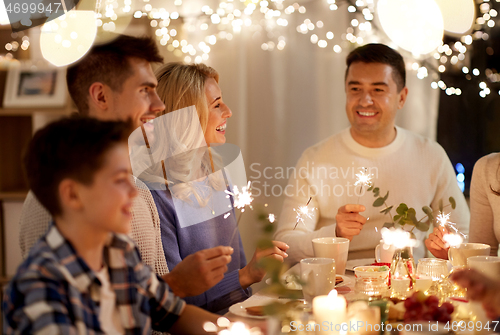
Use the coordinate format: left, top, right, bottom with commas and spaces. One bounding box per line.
3, 63, 67, 108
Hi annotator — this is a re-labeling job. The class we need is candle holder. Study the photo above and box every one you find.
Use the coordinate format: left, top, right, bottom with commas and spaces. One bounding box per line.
389, 247, 416, 299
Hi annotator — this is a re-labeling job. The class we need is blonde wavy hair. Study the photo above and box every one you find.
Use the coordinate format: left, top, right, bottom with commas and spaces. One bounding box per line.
153, 63, 226, 207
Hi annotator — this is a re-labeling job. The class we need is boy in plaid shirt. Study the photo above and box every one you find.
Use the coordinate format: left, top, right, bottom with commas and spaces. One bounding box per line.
3, 117, 219, 334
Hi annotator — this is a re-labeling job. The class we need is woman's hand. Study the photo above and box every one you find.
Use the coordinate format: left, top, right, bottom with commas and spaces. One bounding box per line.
425, 226, 449, 259
239, 241, 289, 289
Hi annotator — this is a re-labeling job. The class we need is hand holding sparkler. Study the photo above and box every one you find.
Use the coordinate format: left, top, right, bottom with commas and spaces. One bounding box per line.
335, 204, 367, 240
425, 211, 467, 259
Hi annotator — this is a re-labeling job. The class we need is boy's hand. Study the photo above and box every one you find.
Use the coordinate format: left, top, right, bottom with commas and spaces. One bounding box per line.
335, 204, 367, 240
163, 246, 233, 298
425, 226, 449, 259
239, 241, 289, 289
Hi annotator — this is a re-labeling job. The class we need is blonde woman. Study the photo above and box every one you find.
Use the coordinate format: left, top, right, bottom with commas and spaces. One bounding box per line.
149, 63, 289, 314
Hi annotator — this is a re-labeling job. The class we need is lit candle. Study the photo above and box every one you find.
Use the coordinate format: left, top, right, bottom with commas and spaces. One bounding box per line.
313, 289, 347, 335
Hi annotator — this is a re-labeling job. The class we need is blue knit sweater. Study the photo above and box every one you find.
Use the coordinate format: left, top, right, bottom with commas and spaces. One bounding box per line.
150, 187, 250, 314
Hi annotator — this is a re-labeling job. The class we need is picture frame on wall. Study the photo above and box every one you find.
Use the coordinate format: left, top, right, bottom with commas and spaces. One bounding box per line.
3, 62, 67, 108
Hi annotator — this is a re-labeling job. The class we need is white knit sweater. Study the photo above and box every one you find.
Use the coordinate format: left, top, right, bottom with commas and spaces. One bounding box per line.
469, 153, 500, 256
274, 127, 470, 262
18, 177, 170, 276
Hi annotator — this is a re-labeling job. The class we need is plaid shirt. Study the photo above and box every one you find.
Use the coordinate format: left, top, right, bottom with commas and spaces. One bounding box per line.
3, 225, 185, 335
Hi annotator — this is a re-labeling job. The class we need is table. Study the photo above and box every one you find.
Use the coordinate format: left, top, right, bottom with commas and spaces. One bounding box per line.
225, 259, 369, 330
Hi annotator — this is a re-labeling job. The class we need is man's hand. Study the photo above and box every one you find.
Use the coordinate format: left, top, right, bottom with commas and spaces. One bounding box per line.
451, 268, 500, 320
163, 246, 233, 298
239, 241, 289, 289
335, 204, 367, 240
425, 226, 449, 259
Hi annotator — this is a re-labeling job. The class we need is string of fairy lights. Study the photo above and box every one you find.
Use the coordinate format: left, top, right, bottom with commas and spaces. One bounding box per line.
1, 0, 499, 96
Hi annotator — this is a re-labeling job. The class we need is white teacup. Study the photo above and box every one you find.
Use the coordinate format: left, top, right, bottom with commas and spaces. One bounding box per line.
448, 243, 491, 268
375, 240, 396, 263
300, 257, 336, 303
312, 237, 349, 275
467, 255, 500, 280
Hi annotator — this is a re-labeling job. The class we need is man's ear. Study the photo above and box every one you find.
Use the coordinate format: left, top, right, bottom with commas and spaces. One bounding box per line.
58, 179, 84, 212
88, 82, 111, 112
398, 87, 409, 109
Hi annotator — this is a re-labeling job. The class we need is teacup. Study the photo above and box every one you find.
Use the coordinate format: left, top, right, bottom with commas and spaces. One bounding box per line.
467, 255, 500, 280
312, 237, 349, 275
375, 240, 396, 263
300, 257, 336, 303
448, 243, 490, 268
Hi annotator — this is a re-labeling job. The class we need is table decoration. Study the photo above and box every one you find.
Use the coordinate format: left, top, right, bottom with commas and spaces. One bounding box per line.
346, 300, 381, 335
368, 182, 457, 237
312, 289, 347, 335
353, 266, 390, 300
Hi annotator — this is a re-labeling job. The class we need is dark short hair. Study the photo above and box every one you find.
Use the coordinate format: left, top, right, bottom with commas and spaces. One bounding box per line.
345, 43, 406, 91
24, 116, 133, 216
66, 34, 164, 114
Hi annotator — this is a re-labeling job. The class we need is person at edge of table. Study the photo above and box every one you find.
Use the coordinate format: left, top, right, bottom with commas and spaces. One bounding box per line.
451, 268, 500, 330
427, 152, 500, 258
17, 34, 233, 299
3, 117, 220, 334
274, 43, 469, 263
144, 62, 289, 315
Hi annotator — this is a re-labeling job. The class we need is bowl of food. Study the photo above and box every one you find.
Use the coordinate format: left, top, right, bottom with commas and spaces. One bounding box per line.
354, 265, 390, 281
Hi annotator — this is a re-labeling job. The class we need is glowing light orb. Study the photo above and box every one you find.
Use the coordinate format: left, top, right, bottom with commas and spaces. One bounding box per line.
377, 0, 444, 55
434, 0, 475, 34
40, 11, 97, 67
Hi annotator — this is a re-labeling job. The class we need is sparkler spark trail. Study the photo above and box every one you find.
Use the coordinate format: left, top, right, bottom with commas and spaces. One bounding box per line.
293, 197, 314, 230
354, 167, 373, 203
226, 181, 254, 242
436, 211, 466, 247
225, 181, 254, 212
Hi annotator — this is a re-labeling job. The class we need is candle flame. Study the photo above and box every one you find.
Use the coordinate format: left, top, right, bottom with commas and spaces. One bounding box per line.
268, 213, 276, 223
328, 289, 338, 299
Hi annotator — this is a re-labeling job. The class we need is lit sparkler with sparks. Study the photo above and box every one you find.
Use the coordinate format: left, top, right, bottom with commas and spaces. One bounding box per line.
354, 167, 373, 203
225, 181, 254, 242
380, 227, 419, 249
436, 211, 466, 247
225, 181, 254, 213
293, 197, 315, 230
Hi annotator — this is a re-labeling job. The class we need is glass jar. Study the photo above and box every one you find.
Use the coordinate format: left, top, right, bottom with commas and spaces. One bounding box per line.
390, 247, 416, 299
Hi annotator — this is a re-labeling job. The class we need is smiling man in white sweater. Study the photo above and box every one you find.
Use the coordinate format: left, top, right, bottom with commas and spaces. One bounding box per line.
274, 43, 469, 262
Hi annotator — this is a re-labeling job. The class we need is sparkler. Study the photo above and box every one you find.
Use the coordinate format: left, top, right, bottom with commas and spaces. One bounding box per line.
380, 227, 419, 249
226, 181, 254, 242
293, 197, 314, 230
354, 167, 373, 203
436, 211, 466, 247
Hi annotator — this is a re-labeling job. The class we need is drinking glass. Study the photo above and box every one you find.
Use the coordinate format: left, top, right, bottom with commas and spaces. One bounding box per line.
416, 258, 449, 281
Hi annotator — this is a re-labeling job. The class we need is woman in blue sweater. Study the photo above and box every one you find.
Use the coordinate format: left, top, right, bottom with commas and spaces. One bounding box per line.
148, 63, 289, 314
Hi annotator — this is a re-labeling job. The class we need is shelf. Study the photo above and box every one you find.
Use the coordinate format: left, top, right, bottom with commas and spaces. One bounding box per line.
0, 191, 27, 201
0, 105, 71, 116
